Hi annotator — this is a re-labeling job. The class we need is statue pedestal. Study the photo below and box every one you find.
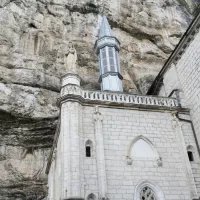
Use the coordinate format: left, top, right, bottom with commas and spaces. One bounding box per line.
61, 73, 81, 87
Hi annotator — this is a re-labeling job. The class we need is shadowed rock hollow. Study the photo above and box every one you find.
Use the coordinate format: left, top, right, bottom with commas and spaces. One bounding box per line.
0, 0, 199, 199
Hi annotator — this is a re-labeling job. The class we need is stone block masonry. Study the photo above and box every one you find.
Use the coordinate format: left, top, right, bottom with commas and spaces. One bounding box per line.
81, 106, 195, 200
47, 73, 199, 200
48, 100, 199, 199
159, 28, 200, 196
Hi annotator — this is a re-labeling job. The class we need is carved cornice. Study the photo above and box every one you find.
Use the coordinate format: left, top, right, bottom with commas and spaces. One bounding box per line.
58, 84, 183, 112
98, 72, 123, 83
94, 36, 120, 54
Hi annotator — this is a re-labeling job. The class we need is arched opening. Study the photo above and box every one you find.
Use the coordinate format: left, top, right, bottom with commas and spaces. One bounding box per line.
134, 180, 165, 200
127, 136, 159, 160
85, 140, 93, 157
187, 145, 195, 162
131, 139, 156, 158
87, 193, 96, 200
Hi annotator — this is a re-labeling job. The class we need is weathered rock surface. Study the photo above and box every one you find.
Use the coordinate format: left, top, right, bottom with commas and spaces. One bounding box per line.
0, 0, 199, 199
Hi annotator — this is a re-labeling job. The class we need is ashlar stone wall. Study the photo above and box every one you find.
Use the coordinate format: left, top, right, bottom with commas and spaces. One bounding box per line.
159, 29, 200, 195
94, 107, 196, 200
49, 103, 199, 200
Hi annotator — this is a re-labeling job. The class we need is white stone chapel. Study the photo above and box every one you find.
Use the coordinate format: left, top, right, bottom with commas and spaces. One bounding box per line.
46, 14, 200, 200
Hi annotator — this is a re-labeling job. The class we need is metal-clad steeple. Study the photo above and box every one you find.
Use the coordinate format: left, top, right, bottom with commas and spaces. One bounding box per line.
94, 16, 123, 92
99, 16, 113, 38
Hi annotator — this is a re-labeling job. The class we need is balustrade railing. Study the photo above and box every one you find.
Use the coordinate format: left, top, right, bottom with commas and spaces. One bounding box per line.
61, 85, 178, 108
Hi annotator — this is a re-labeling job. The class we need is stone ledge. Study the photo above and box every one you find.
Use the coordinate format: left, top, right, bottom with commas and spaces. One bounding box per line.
57, 84, 186, 112
58, 95, 189, 114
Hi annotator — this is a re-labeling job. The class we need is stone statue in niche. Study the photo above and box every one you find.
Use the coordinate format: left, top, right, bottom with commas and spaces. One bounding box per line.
64, 41, 77, 73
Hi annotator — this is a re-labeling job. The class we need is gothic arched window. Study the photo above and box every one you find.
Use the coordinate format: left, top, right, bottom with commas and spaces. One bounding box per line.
140, 186, 156, 200
129, 136, 159, 160
85, 140, 93, 157
134, 180, 165, 200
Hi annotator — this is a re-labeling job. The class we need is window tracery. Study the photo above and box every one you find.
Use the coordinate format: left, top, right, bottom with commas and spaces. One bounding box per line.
140, 187, 156, 200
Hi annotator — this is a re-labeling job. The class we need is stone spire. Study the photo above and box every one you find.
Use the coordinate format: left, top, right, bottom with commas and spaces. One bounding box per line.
95, 16, 123, 92
99, 16, 113, 38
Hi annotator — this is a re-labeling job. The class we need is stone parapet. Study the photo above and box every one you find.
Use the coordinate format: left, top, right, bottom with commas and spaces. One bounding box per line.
58, 84, 183, 111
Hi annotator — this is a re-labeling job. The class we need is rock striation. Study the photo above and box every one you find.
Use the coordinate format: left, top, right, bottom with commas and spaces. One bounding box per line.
0, 0, 199, 199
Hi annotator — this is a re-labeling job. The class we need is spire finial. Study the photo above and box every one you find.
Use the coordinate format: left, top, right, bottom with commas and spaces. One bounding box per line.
99, 16, 113, 38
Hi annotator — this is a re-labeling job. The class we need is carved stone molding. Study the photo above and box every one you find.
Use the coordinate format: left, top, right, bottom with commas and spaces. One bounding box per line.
156, 157, 162, 167
126, 157, 132, 165
94, 106, 103, 122
58, 84, 180, 111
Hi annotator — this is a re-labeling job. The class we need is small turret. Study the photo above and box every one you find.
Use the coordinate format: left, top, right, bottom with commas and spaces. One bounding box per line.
94, 16, 123, 92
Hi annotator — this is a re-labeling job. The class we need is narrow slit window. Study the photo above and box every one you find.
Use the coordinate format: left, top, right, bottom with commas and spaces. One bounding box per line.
108, 47, 115, 72
188, 151, 194, 161
101, 48, 108, 73
86, 146, 91, 157
85, 139, 93, 157
115, 51, 120, 72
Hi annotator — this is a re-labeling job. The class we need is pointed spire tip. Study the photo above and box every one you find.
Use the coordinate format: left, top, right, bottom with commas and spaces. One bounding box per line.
99, 16, 113, 38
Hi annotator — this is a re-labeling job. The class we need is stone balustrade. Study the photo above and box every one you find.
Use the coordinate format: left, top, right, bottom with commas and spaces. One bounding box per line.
59, 84, 179, 108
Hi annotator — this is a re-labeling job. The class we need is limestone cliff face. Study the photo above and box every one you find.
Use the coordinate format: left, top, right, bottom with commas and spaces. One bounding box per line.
0, 0, 198, 199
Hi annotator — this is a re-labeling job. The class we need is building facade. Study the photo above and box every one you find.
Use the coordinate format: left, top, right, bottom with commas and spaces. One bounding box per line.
46, 15, 200, 200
